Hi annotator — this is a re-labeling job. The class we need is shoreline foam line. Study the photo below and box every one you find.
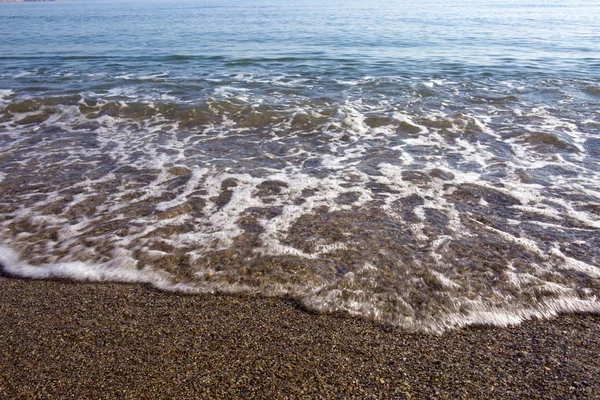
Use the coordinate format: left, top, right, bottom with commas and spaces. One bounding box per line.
3, 242, 600, 334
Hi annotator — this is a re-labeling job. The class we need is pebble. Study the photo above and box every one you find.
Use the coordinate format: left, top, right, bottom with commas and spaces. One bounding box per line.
1, 278, 600, 399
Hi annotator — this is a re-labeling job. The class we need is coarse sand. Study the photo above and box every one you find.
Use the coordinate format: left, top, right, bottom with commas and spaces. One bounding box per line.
1, 275, 599, 399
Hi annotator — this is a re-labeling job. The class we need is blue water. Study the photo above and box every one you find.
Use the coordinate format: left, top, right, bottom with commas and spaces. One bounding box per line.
2, 0, 599, 86
1, 0, 599, 332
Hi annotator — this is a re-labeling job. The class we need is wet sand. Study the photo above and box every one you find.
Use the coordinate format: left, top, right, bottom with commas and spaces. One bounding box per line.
1, 275, 599, 399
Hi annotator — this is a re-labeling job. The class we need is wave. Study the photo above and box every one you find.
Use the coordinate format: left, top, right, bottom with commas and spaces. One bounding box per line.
1, 79, 599, 333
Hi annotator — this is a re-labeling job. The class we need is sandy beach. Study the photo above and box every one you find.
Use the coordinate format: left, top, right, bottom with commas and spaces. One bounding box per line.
1, 274, 599, 399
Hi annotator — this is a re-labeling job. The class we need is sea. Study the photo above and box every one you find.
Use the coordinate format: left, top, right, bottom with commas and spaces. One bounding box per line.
1, 0, 599, 333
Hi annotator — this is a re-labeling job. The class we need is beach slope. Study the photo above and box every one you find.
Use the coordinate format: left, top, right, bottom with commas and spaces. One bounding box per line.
1, 276, 599, 399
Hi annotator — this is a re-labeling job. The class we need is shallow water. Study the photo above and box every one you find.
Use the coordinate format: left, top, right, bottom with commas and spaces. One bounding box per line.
1, 0, 599, 332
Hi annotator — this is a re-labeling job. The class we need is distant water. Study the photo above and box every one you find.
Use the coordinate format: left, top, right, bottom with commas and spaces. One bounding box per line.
1, 0, 600, 333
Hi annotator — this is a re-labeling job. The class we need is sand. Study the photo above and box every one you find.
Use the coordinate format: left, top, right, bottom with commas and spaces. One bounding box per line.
1, 275, 599, 399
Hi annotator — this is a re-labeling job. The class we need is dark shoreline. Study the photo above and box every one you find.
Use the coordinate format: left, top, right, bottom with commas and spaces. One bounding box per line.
1, 275, 599, 399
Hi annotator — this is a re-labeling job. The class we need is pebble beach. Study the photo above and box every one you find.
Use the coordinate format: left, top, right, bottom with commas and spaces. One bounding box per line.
2, 1, 600, 397
1, 275, 599, 399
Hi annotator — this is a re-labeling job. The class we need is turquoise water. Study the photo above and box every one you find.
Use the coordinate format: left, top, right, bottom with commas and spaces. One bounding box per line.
1, 0, 600, 332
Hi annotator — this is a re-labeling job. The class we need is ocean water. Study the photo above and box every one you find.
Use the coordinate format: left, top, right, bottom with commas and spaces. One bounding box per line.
1, 0, 599, 333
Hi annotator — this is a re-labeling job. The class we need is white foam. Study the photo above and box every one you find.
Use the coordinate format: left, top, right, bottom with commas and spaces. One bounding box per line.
0, 89, 14, 106
115, 73, 135, 80
0, 244, 173, 285
431, 271, 460, 289
13, 71, 32, 78
475, 221, 547, 258
1, 82, 600, 333
138, 72, 169, 80
550, 247, 600, 278
432, 298, 600, 334
154, 167, 207, 212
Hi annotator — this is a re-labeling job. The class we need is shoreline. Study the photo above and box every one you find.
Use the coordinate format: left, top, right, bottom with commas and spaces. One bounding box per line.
1, 275, 599, 398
